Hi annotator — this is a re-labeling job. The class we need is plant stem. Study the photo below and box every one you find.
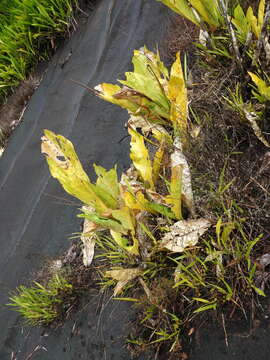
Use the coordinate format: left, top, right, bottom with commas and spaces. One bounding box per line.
218, 0, 243, 72
252, 3, 270, 66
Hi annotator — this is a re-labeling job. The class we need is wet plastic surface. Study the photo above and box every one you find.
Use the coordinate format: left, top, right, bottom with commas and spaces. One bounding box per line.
190, 321, 270, 360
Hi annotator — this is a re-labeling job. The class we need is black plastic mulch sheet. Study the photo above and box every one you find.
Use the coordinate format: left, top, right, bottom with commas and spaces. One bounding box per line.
1, 0, 270, 359
0, 1, 170, 359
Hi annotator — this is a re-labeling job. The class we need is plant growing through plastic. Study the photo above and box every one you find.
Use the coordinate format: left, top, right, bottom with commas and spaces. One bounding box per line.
94, 47, 188, 134
8, 274, 72, 326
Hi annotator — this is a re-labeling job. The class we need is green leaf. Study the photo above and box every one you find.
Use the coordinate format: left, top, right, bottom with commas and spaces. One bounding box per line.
120, 72, 170, 113
94, 164, 119, 200
232, 5, 250, 44
93, 164, 119, 209
157, 0, 200, 27
189, 0, 221, 30
132, 47, 169, 82
252, 285, 266, 297
79, 211, 125, 233
147, 202, 176, 219
193, 302, 217, 313
111, 206, 135, 232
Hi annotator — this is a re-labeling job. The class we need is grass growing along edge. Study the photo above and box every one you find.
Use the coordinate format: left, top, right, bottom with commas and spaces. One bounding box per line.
0, 0, 77, 102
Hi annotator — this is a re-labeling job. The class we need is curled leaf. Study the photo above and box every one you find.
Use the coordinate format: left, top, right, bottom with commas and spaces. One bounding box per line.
160, 218, 211, 252
81, 206, 98, 266
166, 137, 194, 215
167, 52, 188, 130
81, 231, 96, 267
127, 115, 170, 140
152, 140, 166, 185
41, 130, 108, 213
95, 83, 141, 114
129, 127, 154, 189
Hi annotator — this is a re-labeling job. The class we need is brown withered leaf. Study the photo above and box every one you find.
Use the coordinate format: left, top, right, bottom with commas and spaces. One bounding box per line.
105, 268, 142, 296
160, 218, 211, 252
81, 206, 98, 267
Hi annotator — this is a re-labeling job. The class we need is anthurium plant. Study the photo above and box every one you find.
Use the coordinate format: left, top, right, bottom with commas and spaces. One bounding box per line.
41, 49, 210, 296
94, 48, 188, 133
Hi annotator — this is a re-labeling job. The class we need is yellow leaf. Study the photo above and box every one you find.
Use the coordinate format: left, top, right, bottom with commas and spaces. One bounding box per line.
94, 164, 119, 205
165, 164, 183, 220
157, 0, 200, 26
129, 127, 154, 189
110, 230, 139, 255
246, 0, 265, 39
246, 6, 259, 38
248, 72, 270, 100
169, 137, 194, 213
105, 268, 142, 295
95, 83, 142, 114
258, 0, 265, 35
41, 130, 108, 213
189, 0, 220, 30
96, 83, 152, 117
121, 188, 158, 214
152, 140, 166, 185
122, 189, 144, 211
167, 52, 188, 131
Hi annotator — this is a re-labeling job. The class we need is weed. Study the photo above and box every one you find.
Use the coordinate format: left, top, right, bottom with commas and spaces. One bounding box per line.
8, 273, 73, 326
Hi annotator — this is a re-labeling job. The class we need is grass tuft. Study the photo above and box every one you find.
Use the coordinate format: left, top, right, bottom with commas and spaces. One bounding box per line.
8, 273, 73, 326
